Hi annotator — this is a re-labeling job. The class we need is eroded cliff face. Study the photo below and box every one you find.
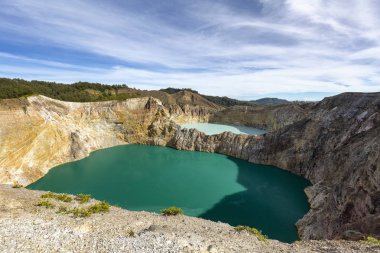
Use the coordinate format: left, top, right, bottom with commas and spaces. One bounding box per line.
170, 92, 380, 240
0, 95, 205, 185
210, 103, 308, 131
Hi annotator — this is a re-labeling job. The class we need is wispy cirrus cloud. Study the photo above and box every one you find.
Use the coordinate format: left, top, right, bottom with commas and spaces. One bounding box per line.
0, 0, 379, 100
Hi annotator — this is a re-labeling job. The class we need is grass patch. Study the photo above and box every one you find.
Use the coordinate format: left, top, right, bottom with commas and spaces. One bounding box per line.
235, 225, 268, 241
362, 236, 380, 245
55, 194, 73, 203
57, 205, 68, 214
40, 192, 72, 203
87, 201, 110, 213
37, 192, 109, 218
37, 199, 55, 209
12, 182, 23, 188
41, 192, 56, 199
58, 201, 111, 218
75, 194, 91, 204
160, 206, 183, 216
70, 207, 92, 218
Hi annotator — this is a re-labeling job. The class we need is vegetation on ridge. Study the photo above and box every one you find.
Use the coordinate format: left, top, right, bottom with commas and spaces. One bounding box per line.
160, 87, 253, 107
55, 201, 110, 217
0, 77, 290, 107
160, 206, 183, 216
38, 192, 110, 217
362, 236, 380, 245
75, 194, 91, 204
41, 192, 73, 203
37, 199, 55, 209
0, 78, 140, 102
235, 225, 268, 241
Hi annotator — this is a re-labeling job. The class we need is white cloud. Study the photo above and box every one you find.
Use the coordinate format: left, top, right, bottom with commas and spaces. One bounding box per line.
0, 0, 379, 100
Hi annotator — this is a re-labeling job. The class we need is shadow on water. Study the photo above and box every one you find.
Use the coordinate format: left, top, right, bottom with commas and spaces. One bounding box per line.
198, 156, 311, 243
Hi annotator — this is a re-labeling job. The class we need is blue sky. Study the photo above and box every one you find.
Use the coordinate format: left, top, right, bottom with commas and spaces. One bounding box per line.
1, 0, 380, 100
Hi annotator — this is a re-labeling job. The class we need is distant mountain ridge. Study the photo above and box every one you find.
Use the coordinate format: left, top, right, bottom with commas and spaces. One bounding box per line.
252, 97, 290, 106
0, 78, 290, 108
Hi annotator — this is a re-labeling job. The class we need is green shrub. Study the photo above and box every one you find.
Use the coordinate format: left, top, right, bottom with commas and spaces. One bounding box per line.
70, 207, 91, 217
87, 201, 110, 214
37, 200, 55, 209
362, 236, 380, 245
235, 226, 268, 241
160, 206, 183, 216
65, 201, 110, 218
55, 194, 73, 203
75, 194, 91, 204
41, 192, 56, 199
57, 205, 68, 214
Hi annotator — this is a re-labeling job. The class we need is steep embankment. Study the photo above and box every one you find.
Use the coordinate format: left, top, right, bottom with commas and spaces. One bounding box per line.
1, 185, 378, 253
170, 92, 380, 240
0, 95, 204, 185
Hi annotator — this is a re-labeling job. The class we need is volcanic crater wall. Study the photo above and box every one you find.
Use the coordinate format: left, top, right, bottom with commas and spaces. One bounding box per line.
170, 92, 380, 240
0, 93, 379, 241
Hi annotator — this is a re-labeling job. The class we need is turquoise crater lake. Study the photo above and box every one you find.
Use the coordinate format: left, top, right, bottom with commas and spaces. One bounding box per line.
28, 144, 310, 242
181, 123, 267, 135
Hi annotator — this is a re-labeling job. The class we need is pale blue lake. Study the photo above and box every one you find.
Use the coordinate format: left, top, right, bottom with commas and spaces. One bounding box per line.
181, 123, 267, 135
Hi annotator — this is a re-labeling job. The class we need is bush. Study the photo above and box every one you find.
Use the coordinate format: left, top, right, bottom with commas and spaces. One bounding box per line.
362, 236, 380, 245
160, 206, 183, 216
37, 200, 55, 209
75, 194, 91, 204
87, 201, 110, 213
235, 225, 268, 241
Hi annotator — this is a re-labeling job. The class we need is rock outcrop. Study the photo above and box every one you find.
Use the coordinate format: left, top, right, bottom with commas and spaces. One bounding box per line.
170, 92, 380, 240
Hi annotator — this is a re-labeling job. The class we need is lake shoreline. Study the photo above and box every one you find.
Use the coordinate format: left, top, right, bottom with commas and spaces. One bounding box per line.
28, 144, 311, 243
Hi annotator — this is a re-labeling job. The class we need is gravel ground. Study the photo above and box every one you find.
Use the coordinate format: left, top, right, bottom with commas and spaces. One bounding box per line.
0, 185, 379, 253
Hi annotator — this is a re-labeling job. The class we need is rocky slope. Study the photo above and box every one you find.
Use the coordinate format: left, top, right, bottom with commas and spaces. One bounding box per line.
170, 92, 380, 240
210, 103, 307, 131
1, 185, 378, 253
0, 95, 202, 185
